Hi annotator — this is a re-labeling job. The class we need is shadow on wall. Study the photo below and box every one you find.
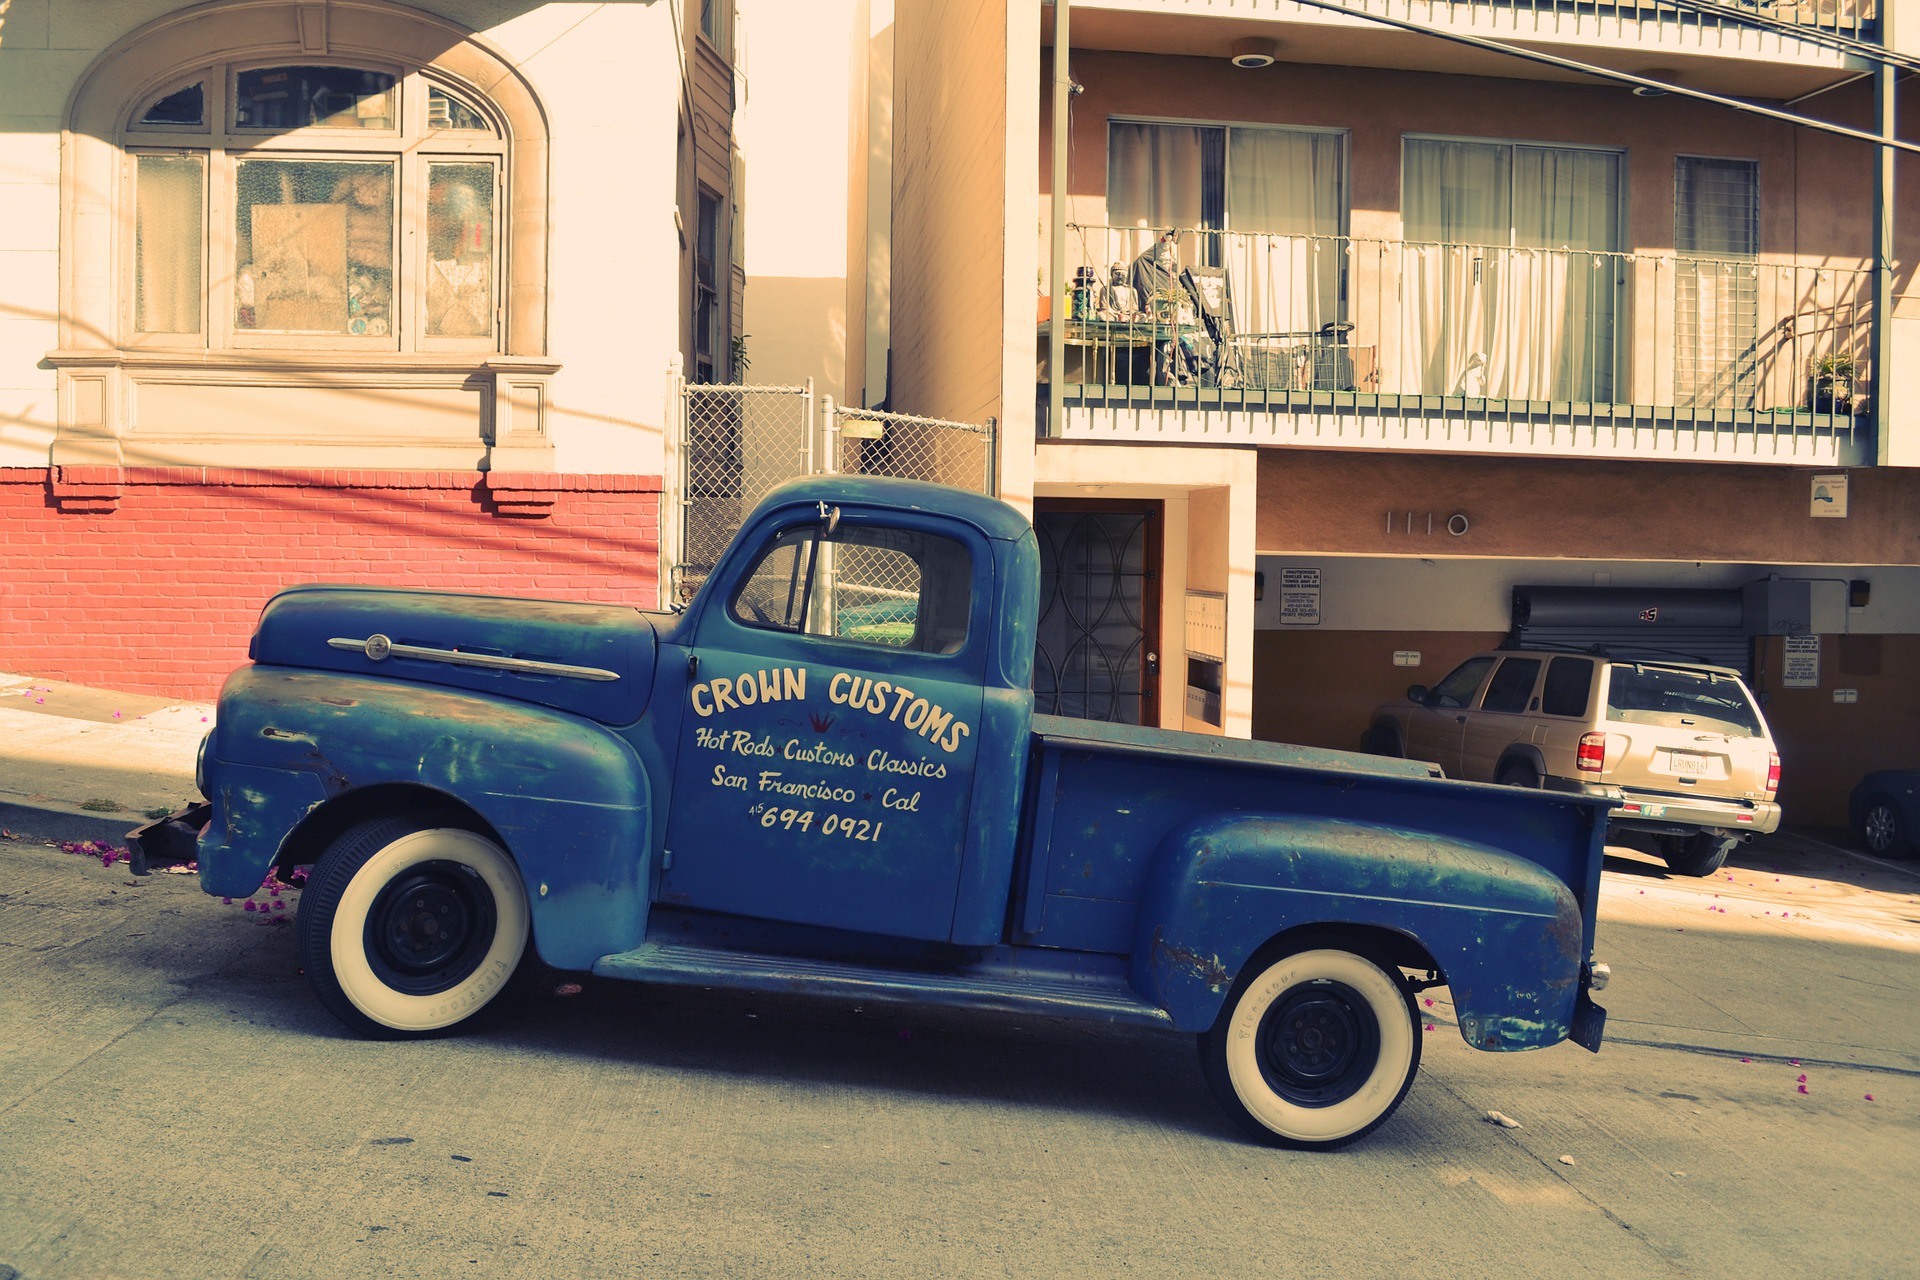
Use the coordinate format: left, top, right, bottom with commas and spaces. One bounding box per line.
743, 277, 850, 401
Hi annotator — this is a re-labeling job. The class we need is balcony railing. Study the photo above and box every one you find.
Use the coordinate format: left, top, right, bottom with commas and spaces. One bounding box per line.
1281, 0, 1877, 42
1044, 225, 1870, 460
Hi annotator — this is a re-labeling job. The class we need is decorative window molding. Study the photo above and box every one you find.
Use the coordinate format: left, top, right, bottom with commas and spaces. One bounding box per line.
54, 0, 555, 483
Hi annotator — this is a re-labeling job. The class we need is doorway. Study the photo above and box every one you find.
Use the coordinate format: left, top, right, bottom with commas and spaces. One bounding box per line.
1033, 500, 1162, 725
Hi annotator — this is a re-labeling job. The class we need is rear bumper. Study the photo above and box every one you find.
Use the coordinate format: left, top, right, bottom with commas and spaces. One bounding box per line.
1610, 791, 1780, 837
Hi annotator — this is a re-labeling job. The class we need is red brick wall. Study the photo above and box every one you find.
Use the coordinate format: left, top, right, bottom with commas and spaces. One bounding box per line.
0, 468, 663, 700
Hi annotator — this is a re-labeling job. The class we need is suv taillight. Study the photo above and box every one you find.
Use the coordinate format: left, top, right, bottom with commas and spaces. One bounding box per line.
1766, 752, 1780, 798
1577, 732, 1607, 774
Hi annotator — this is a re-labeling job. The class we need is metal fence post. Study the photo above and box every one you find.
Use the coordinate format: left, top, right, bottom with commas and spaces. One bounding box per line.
662, 355, 687, 610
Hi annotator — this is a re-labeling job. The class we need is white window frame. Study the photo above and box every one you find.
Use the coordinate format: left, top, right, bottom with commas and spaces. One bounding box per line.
124, 62, 506, 355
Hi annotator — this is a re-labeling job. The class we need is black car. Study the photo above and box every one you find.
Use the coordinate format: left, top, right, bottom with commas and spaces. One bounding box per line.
1849, 770, 1920, 858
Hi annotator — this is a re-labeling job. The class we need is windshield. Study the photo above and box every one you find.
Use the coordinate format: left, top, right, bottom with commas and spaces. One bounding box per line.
1604, 665, 1764, 736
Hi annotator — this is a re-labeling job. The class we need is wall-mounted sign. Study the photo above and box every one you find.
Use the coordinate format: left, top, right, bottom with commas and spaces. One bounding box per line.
1832, 688, 1859, 704
1280, 567, 1322, 626
1783, 634, 1820, 688
1810, 473, 1848, 518
1393, 651, 1421, 667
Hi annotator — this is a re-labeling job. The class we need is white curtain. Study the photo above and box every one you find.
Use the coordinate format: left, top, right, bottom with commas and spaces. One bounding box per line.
1401, 140, 1508, 397
1402, 140, 1620, 401
1108, 122, 1213, 279
1224, 129, 1344, 338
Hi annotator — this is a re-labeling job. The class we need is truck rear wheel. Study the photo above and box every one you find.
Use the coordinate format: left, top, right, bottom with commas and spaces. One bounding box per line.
1200, 945, 1420, 1149
297, 818, 529, 1038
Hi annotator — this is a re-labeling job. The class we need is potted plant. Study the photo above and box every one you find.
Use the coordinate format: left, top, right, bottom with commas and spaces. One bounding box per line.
1809, 352, 1855, 413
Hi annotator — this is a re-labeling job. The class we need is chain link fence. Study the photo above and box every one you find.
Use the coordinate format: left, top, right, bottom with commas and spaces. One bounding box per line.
669, 374, 996, 606
672, 382, 816, 603
829, 404, 996, 495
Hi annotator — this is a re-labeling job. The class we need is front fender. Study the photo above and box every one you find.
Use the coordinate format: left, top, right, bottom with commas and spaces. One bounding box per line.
1132, 814, 1585, 1048
198, 666, 651, 967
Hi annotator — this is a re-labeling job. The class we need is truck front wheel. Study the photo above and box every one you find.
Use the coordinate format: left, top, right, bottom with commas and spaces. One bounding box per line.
297, 818, 530, 1038
1200, 945, 1420, 1149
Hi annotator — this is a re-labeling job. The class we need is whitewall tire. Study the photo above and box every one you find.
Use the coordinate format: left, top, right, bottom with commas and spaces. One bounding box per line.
1200, 945, 1421, 1149
297, 819, 530, 1038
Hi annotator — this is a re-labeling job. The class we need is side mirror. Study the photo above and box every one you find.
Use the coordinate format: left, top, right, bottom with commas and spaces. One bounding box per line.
1406, 684, 1430, 705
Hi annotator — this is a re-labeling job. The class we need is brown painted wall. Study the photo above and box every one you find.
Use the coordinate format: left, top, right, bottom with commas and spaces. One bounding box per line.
1048, 51, 1920, 273
1257, 449, 1920, 567
1752, 633, 1920, 829
1253, 629, 1502, 755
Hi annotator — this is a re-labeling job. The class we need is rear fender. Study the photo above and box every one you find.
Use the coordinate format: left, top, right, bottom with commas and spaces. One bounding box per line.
1132, 814, 1585, 1048
198, 666, 650, 967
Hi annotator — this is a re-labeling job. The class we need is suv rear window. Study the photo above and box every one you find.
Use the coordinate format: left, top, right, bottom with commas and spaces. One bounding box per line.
1604, 664, 1763, 736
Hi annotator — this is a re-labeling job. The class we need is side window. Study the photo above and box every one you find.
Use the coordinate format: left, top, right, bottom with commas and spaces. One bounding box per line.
1541, 657, 1594, 717
1480, 658, 1542, 713
1428, 656, 1495, 708
729, 522, 973, 654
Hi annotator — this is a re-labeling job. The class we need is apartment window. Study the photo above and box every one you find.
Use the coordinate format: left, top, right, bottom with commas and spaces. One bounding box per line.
1108, 121, 1346, 334
1675, 157, 1760, 408
127, 65, 503, 350
1402, 138, 1624, 401
700, 0, 730, 57
694, 188, 722, 383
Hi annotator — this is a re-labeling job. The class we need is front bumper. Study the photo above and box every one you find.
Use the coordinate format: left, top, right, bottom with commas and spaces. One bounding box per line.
125, 802, 212, 876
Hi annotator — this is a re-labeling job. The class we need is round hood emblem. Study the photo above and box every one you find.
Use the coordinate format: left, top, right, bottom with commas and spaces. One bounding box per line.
364, 633, 393, 662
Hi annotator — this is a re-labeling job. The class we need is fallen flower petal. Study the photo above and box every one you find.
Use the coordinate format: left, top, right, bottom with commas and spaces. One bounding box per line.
1797, 1084, 1809, 1094
1557, 1155, 1577, 1167
1485, 1111, 1522, 1129
1798, 1074, 1808, 1083
553, 982, 584, 997
1865, 1094, 1875, 1102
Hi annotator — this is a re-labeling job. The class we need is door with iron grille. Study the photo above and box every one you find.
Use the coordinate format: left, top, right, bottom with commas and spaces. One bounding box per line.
1033, 501, 1161, 725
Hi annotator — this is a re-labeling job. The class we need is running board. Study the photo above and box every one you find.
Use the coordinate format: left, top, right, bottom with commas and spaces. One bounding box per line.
591, 942, 1173, 1027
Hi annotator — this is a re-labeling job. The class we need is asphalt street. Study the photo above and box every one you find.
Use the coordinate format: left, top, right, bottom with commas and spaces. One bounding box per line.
1, 826, 1917, 1280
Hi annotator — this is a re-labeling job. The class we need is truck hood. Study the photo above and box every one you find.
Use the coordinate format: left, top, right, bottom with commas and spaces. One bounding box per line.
249, 585, 659, 726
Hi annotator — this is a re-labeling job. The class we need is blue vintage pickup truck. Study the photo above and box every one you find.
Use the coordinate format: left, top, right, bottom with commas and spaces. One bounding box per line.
138, 476, 1611, 1148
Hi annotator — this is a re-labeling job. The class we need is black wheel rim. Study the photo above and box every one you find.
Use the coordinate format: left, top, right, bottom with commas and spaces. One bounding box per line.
1255, 978, 1381, 1107
364, 860, 498, 995
1865, 805, 1897, 852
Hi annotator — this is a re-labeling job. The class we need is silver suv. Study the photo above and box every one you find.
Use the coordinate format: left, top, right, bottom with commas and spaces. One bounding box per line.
1364, 649, 1781, 876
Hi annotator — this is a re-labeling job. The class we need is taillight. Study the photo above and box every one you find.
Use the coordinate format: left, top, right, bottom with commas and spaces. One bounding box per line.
1765, 752, 1780, 797
1577, 732, 1607, 773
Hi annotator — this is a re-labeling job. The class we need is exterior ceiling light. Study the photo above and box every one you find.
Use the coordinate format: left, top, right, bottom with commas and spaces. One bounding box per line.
1231, 37, 1277, 69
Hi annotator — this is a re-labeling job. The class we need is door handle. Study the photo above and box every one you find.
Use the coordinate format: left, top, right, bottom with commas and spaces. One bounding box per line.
1146, 651, 1159, 674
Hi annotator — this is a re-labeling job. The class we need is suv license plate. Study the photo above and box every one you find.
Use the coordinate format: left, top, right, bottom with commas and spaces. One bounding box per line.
1667, 750, 1712, 776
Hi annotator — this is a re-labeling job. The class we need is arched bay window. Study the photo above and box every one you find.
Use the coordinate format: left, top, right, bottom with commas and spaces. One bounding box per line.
54, 1, 555, 477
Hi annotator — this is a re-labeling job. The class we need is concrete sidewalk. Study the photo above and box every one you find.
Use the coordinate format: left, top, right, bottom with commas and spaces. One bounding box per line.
0, 671, 211, 842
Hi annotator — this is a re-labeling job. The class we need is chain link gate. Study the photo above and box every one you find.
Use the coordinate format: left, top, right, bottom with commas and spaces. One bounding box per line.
669, 367, 996, 608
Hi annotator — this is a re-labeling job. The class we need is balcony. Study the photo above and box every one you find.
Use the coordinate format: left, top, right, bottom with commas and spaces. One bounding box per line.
1065, 2, 1869, 101
1041, 225, 1870, 464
